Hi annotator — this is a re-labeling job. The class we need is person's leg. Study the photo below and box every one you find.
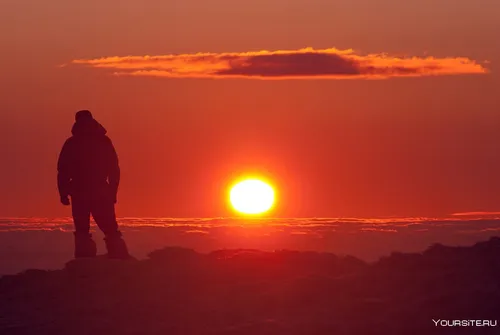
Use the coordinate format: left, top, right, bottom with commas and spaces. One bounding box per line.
72, 195, 91, 234
91, 197, 130, 259
91, 200, 119, 236
71, 195, 97, 258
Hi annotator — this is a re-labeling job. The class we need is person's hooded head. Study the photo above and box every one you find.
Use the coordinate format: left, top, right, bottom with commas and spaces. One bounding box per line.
71, 110, 107, 136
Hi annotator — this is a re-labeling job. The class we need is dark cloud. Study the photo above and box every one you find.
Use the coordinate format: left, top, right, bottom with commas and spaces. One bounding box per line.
71, 47, 489, 79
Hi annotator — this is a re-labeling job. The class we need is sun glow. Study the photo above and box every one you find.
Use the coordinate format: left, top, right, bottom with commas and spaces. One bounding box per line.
229, 179, 275, 215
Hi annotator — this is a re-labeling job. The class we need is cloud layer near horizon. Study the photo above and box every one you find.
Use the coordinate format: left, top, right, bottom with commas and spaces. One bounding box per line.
70, 47, 488, 80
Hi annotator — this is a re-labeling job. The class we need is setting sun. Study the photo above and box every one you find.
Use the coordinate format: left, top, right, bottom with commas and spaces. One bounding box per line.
229, 179, 275, 215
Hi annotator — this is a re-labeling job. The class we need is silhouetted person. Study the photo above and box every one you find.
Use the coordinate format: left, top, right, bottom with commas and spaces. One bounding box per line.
57, 110, 130, 259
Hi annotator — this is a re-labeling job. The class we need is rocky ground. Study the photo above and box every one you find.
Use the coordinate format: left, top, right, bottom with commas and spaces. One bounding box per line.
1, 237, 499, 334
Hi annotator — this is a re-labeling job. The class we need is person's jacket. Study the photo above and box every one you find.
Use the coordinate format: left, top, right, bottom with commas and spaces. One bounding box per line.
57, 118, 120, 199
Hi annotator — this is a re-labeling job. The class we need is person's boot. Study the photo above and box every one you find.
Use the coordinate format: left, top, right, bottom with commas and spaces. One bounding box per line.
74, 232, 97, 258
104, 231, 131, 259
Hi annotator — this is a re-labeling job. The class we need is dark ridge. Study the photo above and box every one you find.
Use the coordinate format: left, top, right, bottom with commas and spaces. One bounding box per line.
1, 237, 499, 335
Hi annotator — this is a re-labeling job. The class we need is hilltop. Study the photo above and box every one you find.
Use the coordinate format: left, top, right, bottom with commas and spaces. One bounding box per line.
1, 237, 499, 334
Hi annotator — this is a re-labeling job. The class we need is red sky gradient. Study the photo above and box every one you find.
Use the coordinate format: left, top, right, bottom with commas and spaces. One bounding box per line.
1, 0, 499, 218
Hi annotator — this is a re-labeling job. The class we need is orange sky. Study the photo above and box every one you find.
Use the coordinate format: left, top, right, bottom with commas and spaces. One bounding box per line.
1, 0, 499, 217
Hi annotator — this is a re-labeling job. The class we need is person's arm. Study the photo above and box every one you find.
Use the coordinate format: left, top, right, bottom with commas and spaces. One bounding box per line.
57, 139, 72, 204
106, 137, 120, 203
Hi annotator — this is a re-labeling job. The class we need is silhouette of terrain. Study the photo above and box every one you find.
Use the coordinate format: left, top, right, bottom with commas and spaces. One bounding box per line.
1, 237, 499, 335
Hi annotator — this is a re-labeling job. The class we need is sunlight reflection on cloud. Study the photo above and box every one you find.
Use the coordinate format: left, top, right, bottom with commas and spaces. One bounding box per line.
70, 47, 488, 80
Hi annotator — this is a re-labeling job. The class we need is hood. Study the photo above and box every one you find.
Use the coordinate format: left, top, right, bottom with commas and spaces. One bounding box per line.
71, 118, 107, 136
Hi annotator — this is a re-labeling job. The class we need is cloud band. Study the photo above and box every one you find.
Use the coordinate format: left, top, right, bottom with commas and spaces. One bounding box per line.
71, 47, 488, 80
